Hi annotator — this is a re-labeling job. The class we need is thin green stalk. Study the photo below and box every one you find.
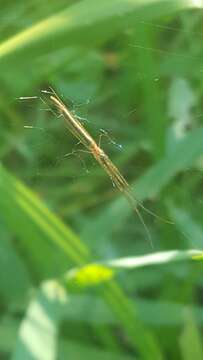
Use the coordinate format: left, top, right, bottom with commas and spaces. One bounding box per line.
103, 280, 162, 359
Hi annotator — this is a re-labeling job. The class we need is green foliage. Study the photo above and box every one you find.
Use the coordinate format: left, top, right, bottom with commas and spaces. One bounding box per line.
1, 0, 203, 359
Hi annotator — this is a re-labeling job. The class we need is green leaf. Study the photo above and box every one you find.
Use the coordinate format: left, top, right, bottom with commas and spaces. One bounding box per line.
0, 317, 19, 354
12, 280, 68, 360
0, 0, 201, 66
58, 339, 135, 360
0, 223, 31, 303
63, 249, 202, 288
57, 293, 203, 327
0, 164, 90, 278
179, 309, 203, 360
0, 165, 161, 359
106, 249, 203, 269
167, 78, 196, 150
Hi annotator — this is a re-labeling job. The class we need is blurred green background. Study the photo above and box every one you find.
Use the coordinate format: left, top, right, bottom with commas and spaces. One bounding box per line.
1, 0, 203, 359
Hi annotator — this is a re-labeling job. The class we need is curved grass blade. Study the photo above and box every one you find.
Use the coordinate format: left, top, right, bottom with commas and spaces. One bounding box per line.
0, 164, 162, 358
106, 249, 203, 269
0, 0, 201, 65
0, 164, 90, 278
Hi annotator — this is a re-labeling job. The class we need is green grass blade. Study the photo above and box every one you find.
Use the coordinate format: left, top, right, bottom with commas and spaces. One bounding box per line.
59, 339, 135, 360
0, 0, 201, 65
180, 310, 203, 360
43, 292, 203, 327
0, 224, 31, 303
0, 164, 89, 278
12, 280, 67, 360
0, 164, 162, 358
106, 249, 203, 269
64, 249, 202, 285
